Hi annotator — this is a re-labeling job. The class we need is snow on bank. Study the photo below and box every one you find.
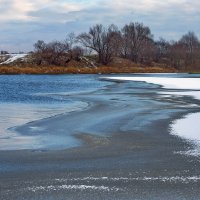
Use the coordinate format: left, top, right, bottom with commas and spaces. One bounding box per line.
0, 53, 27, 64
103, 76, 200, 156
171, 113, 200, 141
102, 77, 200, 90
171, 113, 200, 157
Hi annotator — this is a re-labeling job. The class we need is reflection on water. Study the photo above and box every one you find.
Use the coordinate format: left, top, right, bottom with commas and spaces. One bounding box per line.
0, 102, 87, 150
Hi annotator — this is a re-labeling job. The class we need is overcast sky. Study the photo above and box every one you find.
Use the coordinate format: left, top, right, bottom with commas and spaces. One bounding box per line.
0, 0, 199, 52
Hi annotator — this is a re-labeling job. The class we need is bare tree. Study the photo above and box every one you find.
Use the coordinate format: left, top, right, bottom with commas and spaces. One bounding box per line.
154, 38, 171, 63
34, 40, 46, 65
78, 24, 121, 64
140, 39, 157, 64
33, 23, 200, 70
65, 32, 76, 50
34, 40, 46, 52
71, 46, 84, 61
47, 41, 69, 65
168, 41, 186, 69
121, 22, 153, 63
179, 32, 200, 67
33, 40, 69, 65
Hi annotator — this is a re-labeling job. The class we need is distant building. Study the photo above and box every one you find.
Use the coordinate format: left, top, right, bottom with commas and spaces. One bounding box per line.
0, 51, 8, 55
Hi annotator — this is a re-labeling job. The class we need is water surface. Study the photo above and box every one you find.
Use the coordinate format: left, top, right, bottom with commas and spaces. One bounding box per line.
0, 75, 110, 150
0, 73, 200, 151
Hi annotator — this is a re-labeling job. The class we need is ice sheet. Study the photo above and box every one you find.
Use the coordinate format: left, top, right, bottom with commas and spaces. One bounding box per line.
103, 77, 200, 90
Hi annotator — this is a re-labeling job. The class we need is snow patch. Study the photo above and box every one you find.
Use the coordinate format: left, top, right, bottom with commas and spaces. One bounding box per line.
171, 112, 200, 156
0, 54, 27, 64
102, 77, 200, 90
171, 113, 200, 141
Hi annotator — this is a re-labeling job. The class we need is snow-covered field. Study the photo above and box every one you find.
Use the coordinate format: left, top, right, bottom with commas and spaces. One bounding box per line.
0, 53, 27, 64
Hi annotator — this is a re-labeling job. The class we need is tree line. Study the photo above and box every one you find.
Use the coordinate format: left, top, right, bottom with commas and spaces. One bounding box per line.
33, 22, 200, 69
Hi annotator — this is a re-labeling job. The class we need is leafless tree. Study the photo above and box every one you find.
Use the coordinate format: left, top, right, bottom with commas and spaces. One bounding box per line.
71, 46, 84, 61
140, 39, 157, 64
168, 41, 186, 69
65, 32, 76, 50
179, 32, 200, 67
78, 24, 121, 64
121, 22, 153, 62
33, 23, 200, 69
155, 38, 170, 60
34, 40, 69, 65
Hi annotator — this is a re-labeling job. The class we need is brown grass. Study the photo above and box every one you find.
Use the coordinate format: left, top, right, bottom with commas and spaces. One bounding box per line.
0, 56, 179, 74
0, 65, 177, 75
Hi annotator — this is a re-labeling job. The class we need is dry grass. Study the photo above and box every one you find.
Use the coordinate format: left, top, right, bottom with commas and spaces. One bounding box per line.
0, 65, 177, 74
0, 56, 178, 74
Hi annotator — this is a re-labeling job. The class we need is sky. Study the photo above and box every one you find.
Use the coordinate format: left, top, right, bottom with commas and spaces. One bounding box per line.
0, 0, 199, 52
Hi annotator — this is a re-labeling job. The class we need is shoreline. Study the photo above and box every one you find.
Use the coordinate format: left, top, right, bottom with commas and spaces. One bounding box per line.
0, 66, 199, 75
0, 65, 180, 75
103, 76, 200, 154
1, 75, 200, 199
7, 101, 93, 151
1, 106, 200, 199
2, 75, 200, 152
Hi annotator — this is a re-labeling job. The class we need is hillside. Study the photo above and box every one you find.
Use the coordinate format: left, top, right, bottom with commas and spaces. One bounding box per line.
0, 54, 178, 74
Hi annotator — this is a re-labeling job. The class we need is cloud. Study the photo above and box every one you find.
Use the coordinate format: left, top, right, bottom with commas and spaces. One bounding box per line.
0, 0, 34, 21
0, 0, 199, 52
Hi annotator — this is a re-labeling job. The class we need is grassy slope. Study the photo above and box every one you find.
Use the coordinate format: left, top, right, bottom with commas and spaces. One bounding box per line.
0, 65, 178, 74
0, 56, 183, 74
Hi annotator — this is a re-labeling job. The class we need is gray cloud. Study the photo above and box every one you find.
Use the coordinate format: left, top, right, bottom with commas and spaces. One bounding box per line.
0, 0, 199, 52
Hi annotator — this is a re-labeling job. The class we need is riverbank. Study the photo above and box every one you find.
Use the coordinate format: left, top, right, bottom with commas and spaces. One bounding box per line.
0, 65, 178, 74
1, 74, 200, 199
0, 65, 199, 75
1, 54, 199, 74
